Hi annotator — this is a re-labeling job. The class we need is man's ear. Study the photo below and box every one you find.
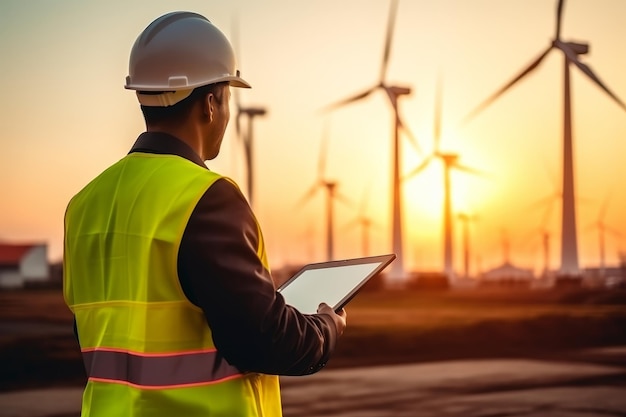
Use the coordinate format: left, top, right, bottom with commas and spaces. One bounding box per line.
203, 93, 214, 122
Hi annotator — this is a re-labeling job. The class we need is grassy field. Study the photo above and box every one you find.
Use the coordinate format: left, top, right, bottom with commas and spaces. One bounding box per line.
1, 286, 625, 391
336, 288, 626, 367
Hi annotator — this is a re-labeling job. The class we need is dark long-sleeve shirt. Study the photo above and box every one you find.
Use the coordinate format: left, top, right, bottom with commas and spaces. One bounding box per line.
124, 132, 339, 375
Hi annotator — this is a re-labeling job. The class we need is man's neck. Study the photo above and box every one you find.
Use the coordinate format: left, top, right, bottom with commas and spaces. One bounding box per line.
146, 123, 204, 160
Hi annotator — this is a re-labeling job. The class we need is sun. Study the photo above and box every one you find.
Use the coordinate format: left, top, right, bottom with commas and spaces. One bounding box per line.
403, 162, 445, 225
403, 158, 480, 225
401, 152, 488, 269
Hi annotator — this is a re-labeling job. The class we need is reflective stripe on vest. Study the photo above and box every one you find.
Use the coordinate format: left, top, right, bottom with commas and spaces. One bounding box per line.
82, 347, 242, 389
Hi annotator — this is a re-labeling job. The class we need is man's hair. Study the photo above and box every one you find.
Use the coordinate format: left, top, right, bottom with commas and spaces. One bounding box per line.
140, 82, 228, 125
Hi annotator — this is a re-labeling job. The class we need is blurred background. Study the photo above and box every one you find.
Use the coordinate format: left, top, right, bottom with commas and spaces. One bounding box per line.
1, 1, 626, 416
2, 0, 626, 279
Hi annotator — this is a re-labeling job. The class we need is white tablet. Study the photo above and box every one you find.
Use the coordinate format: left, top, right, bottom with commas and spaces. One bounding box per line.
277, 254, 396, 314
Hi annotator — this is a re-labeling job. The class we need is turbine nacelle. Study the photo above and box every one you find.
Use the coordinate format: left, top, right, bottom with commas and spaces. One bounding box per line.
387, 85, 412, 97
322, 180, 338, 192
440, 153, 459, 166
553, 40, 589, 55
241, 107, 268, 117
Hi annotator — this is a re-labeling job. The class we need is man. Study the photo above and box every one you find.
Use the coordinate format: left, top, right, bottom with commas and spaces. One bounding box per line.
63, 11, 346, 417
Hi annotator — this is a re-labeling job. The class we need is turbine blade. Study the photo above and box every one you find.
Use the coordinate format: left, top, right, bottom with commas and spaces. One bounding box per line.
526, 193, 559, 212
539, 197, 556, 229
370, 218, 383, 230
397, 113, 422, 155
360, 182, 372, 215
584, 220, 598, 232
557, 41, 626, 112
555, 0, 564, 40
232, 78, 243, 142
335, 190, 354, 208
382, 86, 421, 154
541, 156, 559, 191
403, 155, 433, 180
462, 45, 553, 125
296, 183, 320, 208
526, 190, 560, 230
322, 87, 377, 112
380, 0, 399, 82
598, 191, 612, 221
458, 212, 479, 223
342, 217, 360, 230
231, 13, 241, 64
231, 13, 243, 142
318, 121, 330, 178
231, 12, 245, 114
235, 110, 242, 140
452, 162, 484, 176
605, 225, 623, 238
434, 72, 443, 152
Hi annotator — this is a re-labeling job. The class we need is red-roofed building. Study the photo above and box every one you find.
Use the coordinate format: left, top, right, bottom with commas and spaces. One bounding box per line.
0, 242, 49, 288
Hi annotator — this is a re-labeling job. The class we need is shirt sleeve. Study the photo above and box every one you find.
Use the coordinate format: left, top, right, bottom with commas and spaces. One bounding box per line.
177, 178, 340, 376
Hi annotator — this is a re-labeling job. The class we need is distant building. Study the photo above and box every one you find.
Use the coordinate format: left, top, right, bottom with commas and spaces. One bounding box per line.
583, 266, 625, 279
481, 261, 535, 283
582, 264, 626, 289
411, 271, 449, 291
0, 242, 49, 289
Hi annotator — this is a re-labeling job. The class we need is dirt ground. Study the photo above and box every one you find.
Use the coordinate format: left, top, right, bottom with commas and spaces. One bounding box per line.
1, 286, 625, 392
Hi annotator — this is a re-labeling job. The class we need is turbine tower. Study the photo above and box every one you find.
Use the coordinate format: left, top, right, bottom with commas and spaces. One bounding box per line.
297, 124, 351, 261
525, 182, 560, 277
463, 0, 626, 277
345, 184, 378, 257
324, 0, 419, 284
588, 194, 622, 278
231, 17, 267, 207
234, 97, 267, 207
457, 212, 479, 280
406, 78, 482, 283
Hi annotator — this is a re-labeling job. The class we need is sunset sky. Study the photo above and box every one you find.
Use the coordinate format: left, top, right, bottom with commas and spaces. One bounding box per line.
1, 0, 626, 277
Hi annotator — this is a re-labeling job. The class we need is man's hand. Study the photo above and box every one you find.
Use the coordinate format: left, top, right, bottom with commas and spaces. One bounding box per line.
317, 303, 347, 336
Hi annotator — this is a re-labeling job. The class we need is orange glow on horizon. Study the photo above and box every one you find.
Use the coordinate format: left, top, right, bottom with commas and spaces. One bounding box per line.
1, 1, 626, 278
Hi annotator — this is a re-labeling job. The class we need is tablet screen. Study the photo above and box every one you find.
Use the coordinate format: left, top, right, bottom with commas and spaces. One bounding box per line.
278, 254, 395, 314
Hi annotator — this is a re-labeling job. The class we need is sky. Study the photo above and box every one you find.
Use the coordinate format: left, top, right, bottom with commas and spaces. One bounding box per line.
1, 0, 626, 277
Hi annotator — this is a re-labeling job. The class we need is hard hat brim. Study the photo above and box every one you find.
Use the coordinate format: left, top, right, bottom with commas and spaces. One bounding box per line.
225, 75, 251, 89
125, 75, 251, 92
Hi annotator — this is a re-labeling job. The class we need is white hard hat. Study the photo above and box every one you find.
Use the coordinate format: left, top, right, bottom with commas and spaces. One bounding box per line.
125, 11, 250, 107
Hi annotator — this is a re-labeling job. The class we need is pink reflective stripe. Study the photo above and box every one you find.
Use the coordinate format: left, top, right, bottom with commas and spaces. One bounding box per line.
82, 346, 218, 357
82, 348, 242, 388
88, 374, 244, 390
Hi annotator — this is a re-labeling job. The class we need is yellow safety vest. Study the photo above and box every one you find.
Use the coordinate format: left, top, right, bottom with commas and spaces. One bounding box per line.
64, 152, 281, 417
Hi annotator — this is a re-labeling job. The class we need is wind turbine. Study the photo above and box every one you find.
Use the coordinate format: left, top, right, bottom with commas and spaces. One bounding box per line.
234, 96, 267, 207
297, 123, 351, 261
457, 212, 479, 280
587, 193, 622, 277
231, 15, 267, 207
463, 0, 626, 277
323, 0, 420, 284
524, 190, 559, 278
500, 228, 513, 266
406, 77, 482, 283
344, 183, 379, 257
